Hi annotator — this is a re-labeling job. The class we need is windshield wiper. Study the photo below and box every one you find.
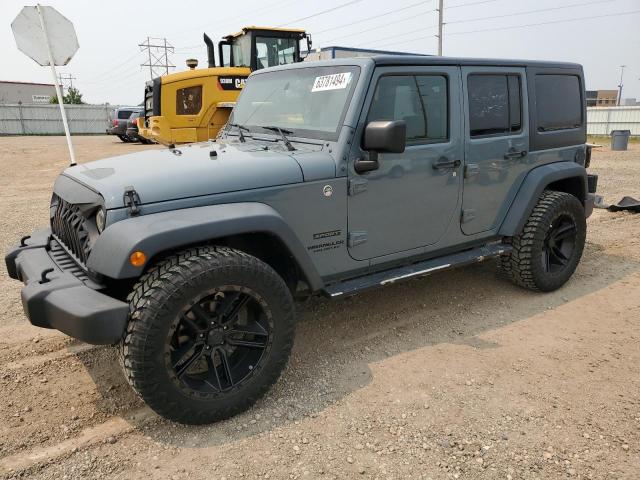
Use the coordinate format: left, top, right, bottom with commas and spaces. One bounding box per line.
227, 123, 250, 143
261, 126, 296, 151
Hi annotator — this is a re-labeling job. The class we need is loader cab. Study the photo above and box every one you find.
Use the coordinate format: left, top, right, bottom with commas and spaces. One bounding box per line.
218, 27, 311, 71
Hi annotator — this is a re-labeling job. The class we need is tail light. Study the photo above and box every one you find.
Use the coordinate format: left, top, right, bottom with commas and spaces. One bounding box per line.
112, 119, 118, 126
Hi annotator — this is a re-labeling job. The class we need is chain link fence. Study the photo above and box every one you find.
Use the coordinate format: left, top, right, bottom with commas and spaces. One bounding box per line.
0, 103, 123, 135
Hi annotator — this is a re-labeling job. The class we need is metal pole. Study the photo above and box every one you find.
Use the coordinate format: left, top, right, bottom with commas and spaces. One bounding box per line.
37, 4, 76, 165
617, 65, 626, 106
437, 0, 444, 56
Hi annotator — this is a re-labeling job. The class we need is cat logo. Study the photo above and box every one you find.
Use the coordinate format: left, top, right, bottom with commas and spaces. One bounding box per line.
217, 76, 247, 91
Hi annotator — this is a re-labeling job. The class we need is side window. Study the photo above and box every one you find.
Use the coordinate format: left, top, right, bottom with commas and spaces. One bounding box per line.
368, 75, 448, 144
176, 85, 202, 115
416, 75, 448, 141
468, 74, 521, 137
535, 75, 581, 131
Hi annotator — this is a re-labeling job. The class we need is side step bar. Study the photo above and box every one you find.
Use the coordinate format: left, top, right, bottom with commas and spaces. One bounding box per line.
323, 243, 511, 298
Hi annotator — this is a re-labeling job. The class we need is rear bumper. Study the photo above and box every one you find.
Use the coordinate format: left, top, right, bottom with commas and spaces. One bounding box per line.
5, 228, 128, 345
107, 125, 126, 136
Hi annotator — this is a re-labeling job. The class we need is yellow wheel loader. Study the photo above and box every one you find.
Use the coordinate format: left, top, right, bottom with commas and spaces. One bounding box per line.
139, 27, 310, 145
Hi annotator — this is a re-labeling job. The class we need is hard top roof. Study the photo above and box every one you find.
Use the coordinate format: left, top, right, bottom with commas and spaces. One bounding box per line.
257, 55, 582, 73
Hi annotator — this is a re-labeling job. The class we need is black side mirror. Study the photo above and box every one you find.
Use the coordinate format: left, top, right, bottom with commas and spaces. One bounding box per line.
363, 120, 406, 153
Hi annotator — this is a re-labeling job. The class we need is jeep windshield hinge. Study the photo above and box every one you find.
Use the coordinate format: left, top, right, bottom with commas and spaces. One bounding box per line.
348, 231, 368, 248
348, 178, 368, 196
123, 186, 141, 216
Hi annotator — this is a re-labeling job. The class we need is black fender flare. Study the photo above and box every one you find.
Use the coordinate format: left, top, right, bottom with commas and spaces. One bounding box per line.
87, 202, 324, 290
498, 162, 587, 237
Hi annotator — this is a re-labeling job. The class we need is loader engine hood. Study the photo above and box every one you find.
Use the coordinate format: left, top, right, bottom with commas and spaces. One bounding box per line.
60, 142, 312, 209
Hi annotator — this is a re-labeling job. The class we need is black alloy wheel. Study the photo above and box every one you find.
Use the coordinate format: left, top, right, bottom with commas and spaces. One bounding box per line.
168, 287, 272, 396
541, 214, 577, 274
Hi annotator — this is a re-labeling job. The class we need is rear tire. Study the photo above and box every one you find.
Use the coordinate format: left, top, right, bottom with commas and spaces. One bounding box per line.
120, 246, 295, 424
500, 191, 586, 292
117, 135, 130, 143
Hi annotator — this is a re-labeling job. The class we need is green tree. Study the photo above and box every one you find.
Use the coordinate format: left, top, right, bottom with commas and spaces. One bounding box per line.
50, 87, 85, 104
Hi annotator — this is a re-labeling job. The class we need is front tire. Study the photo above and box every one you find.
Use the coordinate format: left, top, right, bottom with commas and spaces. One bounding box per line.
500, 191, 586, 292
120, 246, 295, 424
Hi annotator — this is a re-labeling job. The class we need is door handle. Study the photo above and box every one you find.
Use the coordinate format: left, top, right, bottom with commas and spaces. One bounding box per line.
504, 149, 527, 159
432, 158, 461, 170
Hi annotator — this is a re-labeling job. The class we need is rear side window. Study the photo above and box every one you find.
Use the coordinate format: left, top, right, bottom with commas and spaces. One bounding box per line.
468, 74, 521, 137
176, 85, 203, 115
367, 74, 448, 144
117, 110, 132, 119
535, 75, 582, 131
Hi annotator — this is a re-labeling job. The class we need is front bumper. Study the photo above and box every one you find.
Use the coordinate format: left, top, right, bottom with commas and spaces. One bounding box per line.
5, 228, 128, 345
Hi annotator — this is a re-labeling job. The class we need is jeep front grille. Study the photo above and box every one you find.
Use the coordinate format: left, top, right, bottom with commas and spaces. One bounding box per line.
50, 195, 92, 264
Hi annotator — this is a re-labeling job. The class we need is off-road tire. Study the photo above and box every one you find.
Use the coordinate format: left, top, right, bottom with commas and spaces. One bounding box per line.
499, 190, 586, 292
117, 134, 130, 143
119, 246, 295, 424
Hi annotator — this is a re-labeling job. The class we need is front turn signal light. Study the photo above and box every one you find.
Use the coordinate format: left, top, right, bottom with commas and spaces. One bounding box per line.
129, 251, 146, 267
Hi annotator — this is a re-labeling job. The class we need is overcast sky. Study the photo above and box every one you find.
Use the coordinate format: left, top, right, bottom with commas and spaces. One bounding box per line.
2, 0, 639, 105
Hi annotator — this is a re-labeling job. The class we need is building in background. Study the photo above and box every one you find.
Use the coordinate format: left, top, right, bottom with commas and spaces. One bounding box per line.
0, 81, 59, 104
622, 98, 640, 106
586, 89, 618, 106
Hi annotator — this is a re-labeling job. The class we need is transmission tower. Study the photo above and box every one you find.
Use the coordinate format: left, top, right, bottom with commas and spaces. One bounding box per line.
139, 37, 175, 80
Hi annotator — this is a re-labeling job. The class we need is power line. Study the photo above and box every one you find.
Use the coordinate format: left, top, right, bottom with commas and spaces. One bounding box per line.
276, 0, 365, 27
372, 8, 640, 48
139, 37, 176, 80
323, 8, 436, 43
366, 24, 440, 48
315, 0, 433, 34
446, 0, 616, 25
446, 9, 640, 35
445, 0, 501, 9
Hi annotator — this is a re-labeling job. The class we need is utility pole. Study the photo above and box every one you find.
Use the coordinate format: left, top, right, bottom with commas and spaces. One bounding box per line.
58, 72, 76, 96
617, 65, 626, 106
437, 0, 444, 56
139, 37, 175, 80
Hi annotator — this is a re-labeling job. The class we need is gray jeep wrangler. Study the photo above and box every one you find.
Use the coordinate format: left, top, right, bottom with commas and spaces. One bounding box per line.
6, 56, 597, 424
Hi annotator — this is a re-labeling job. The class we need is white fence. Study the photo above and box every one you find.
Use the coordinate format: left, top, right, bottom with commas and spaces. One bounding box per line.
1, 103, 639, 136
0, 103, 122, 135
587, 106, 640, 136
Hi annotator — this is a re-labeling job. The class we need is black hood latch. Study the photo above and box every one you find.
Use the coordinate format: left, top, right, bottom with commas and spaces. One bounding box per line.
123, 186, 141, 216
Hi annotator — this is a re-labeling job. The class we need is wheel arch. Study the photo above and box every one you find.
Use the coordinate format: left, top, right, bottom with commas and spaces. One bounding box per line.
88, 202, 324, 292
499, 161, 587, 237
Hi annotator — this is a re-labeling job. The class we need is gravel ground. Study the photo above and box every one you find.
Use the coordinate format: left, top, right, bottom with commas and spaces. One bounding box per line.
0, 136, 638, 480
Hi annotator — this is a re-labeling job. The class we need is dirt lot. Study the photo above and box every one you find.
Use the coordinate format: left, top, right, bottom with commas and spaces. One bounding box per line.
0, 136, 638, 480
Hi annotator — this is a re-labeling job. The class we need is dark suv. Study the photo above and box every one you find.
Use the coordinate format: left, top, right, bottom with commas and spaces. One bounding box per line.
7, 56, 596, 425
107, 106, 142, 142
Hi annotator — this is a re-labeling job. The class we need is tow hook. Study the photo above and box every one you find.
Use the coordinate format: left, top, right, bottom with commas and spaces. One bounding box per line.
20, 235, 31, 247
40, 268, 54, 284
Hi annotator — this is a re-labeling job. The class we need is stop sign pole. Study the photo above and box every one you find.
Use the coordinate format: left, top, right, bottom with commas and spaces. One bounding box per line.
36, 4, 76, 165
13, 5, 79, 166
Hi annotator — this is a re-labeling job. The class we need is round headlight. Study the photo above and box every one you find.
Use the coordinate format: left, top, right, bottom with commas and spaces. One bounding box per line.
95, 208, 106, 233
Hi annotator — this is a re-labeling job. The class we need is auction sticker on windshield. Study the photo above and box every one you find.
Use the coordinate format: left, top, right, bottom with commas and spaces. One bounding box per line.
311, 72, 352, 92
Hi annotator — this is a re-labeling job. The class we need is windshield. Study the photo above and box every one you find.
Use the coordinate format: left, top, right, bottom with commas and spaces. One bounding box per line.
230, 66, 360, 141
255, 36, 297, 69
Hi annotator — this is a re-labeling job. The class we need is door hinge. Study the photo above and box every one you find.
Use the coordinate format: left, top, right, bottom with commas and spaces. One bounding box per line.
348, 231, 367, 247
123, 186, 141, 216
348, 178, 368, 196
461, 209, 476, 223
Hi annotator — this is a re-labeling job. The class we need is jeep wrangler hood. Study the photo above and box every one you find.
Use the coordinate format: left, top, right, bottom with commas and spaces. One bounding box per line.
61, 143, 305, 209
